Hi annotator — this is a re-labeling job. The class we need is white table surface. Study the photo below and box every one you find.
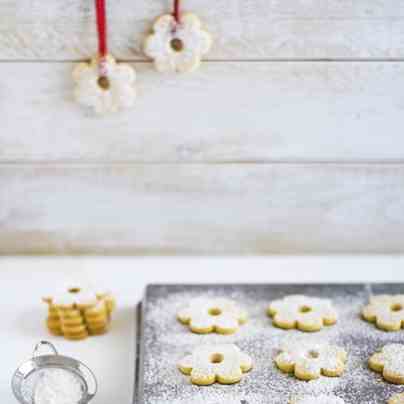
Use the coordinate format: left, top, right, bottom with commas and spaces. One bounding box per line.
2, 256, 404, 404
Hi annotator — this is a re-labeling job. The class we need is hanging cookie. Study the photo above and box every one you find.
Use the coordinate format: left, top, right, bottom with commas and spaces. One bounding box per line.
144, 0, 212, 73
73, 0, 136, 114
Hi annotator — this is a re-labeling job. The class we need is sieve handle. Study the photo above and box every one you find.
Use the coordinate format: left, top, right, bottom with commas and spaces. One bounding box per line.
83, 365, 98, 403
32, 341, 58, 357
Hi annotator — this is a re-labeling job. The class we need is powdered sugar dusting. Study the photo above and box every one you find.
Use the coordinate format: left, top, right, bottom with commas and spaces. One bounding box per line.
138, 284, 404, 404
268, 295, 337, 331
362, 295, 404, 331
177, 298, 247, 334
178, 344, 252, 385
275, 338, 347, 380
291, 394, 345, 404
389, 392, 404, 404
369, 344, 404, 379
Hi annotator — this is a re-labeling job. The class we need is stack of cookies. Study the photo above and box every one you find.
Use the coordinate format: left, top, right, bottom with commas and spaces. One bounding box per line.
45, 302, 64, 336
43, 287, 116, 341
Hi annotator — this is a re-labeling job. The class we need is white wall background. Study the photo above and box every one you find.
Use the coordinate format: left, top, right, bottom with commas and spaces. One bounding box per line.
1, 0, 403, 254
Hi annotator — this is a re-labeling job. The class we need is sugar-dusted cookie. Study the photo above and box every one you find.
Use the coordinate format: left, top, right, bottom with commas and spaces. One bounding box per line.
177, 298, 247, 334
369, 344, 404, 384
46, 319, 63, 336
267, 295, 337, 332
58, 308, 89, 341
96, 291, 116, 319
290, 395, 345, 404
275, 338, 347, 381
51, 286, 98, 310
144, 13, 212, 73
389, 393, 404, 404
45, 304, 63, 336
73, 54, 136, 114
43, 286, 116, 340
178, 344, 252, 385
84, 300, 110, 335
362, 295, 404, 331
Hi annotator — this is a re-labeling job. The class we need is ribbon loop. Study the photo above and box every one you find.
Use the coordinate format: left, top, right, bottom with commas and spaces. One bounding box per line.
173, 0, 181, 23
95, 0, 108, 58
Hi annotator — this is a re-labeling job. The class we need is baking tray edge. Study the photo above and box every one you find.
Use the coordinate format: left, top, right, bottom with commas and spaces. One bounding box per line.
134, 301, 144, 404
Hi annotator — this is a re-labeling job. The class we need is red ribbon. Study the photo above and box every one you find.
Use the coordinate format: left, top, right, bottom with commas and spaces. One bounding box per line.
95, 0, 108, 57
173, 0, 181, 23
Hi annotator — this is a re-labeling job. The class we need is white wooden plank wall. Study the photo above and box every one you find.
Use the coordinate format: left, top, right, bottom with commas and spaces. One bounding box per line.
1, 0, 403, 254
2, 0, 404, 60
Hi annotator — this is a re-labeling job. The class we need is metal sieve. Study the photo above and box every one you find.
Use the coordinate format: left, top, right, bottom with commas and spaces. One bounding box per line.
12, 341, 97, 404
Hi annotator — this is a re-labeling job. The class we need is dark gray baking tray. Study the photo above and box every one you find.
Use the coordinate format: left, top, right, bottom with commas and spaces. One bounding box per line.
134, 284, 404, 404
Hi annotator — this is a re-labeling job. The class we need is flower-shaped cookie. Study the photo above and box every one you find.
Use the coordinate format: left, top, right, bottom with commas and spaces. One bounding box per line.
144, 13, 212, 73
177, 298, 247, 334
290, 395, 345, 404
268, 295, 337, 332
178, 344, 252, 385
362, 295, 404, 331
389, 393, 404, 404
73, 55, 136, 114
46, 286, 98, 310
275, 338, 347, 380
369, 344, 404, 384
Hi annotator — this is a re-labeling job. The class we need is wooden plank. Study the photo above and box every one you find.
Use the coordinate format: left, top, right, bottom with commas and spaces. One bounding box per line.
1, 0, 403, 60
1, 164, 403, 254
1, 61, 404, 163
